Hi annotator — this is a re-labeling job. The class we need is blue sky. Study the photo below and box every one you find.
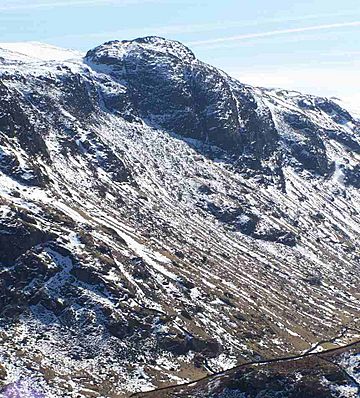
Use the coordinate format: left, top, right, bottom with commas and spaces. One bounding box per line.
0, 0, 359, 105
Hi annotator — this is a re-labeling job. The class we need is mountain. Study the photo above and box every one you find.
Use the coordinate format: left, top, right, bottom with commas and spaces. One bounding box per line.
0, 37, 359, 398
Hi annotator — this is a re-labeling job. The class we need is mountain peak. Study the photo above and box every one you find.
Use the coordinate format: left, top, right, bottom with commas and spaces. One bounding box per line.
85, 36, 196, 65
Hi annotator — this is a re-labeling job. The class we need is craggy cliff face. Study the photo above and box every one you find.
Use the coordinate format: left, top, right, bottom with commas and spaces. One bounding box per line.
0, 37, 359, 397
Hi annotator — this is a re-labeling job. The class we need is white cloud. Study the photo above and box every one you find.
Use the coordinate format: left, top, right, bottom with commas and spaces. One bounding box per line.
226, 66, 360, 109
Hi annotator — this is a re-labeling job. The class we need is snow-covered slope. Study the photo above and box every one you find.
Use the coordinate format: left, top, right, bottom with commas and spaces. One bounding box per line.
0, 38, 359, 397
0, 41, 83, 61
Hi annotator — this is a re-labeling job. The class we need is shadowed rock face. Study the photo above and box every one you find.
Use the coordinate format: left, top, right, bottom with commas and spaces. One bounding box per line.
0, 38, 359, 397
0, 81, 49, 186
0, 210, 56, 266
85, 37, 280, 170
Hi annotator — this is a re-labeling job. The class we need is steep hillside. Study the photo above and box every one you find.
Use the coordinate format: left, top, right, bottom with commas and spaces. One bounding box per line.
134, 342, 360, 398
0, 37, 359, 397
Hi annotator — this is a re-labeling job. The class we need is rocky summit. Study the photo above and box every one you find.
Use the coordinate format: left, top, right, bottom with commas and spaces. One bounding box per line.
0, 37, 359, 397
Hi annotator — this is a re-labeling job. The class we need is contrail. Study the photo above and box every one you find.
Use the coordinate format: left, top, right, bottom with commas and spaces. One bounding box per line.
44, 11, 360, 41
189, 21, 360, 46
